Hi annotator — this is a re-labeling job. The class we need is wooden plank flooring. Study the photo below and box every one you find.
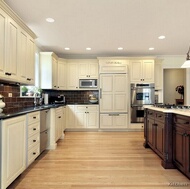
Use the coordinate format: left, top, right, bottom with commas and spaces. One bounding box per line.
8, 132, 190, 189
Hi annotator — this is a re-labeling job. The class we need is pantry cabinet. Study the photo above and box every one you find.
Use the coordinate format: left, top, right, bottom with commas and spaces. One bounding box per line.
173, 114, 190, 179
130, 60, 154, 83
0, 115, 26, 189
78, 62, 98, 79
40, 52, 58, 89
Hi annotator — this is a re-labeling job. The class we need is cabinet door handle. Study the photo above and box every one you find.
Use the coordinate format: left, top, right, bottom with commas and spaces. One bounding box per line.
33, 152, 36, 155
33, 140, 36, 142
158, 115, 162, 118
27, 78, 31, 81
185, 121, 189, 124
33, 116, 36, 119
33, 128, 36, 131
58, 116, 61, 118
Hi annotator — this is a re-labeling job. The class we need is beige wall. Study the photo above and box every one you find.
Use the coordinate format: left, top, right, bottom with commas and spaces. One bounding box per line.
164, 69, 186, 104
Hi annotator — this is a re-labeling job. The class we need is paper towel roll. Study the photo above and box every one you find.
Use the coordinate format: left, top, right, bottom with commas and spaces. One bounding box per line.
44, 94, 49, 105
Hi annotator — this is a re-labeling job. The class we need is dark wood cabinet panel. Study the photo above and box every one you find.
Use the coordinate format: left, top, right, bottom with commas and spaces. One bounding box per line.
144, 109, 174, 169
173, 114, 190, 179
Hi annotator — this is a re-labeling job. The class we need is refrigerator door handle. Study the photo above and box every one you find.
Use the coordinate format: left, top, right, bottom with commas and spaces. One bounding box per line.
100, 88, 102, 99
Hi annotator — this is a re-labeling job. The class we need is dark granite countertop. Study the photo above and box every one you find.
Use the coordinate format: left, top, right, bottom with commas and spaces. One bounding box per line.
0, 104, 66, 120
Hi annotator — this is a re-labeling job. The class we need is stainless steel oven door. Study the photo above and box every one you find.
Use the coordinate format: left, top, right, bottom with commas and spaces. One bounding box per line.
131, 83, 155, 105
131, 106, 144, 123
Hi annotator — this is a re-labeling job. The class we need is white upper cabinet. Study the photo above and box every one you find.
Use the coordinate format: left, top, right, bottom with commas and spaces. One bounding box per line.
78, 62, 98, 79
18, 29, 35, 85
40, 52, 58, 89
0, 4, 36, 84
155, 59, 163, 90
130, 59, 154, 83
66, 63, 79, 90
57, 58, 67, 90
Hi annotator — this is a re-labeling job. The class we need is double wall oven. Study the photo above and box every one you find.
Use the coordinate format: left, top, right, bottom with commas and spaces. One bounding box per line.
131, 83, 155, 123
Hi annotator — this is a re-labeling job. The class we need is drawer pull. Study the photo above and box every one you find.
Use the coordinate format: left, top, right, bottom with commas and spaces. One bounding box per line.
33, 128, 36, 131
185, 121, 189, 124
33, 116, 36, 119
58, 116, 61, 119
158, 115, 162, 118
33, 152, 36, 155
33, 140, 36, 142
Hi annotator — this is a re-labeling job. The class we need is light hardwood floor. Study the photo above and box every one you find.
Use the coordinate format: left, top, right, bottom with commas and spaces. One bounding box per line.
8, 132, 190, 189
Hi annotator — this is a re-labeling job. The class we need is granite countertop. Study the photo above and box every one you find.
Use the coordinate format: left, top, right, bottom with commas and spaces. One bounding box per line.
143, 105, 190, 117
0, 104, 65, 120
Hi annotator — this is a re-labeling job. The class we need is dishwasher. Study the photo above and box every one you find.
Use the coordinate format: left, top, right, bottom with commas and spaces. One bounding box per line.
40, 109, 49, 153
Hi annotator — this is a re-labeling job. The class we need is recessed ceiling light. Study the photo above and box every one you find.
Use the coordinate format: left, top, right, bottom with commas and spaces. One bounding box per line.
46, 18, 55, 23
86, 47, 91, 51
64, 47, 70, 50
149, 47, 154, 51
118, 47, 123, 50
158, 35, 165, 39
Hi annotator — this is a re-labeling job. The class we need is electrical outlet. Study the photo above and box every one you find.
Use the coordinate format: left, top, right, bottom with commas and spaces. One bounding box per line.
8, 93, 12, 97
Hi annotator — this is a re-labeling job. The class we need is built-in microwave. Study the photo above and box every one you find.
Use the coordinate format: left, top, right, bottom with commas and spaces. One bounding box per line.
79, 79, 97, 88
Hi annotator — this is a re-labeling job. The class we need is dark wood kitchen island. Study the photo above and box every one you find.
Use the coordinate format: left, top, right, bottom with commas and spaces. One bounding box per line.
144, 105, 190, 179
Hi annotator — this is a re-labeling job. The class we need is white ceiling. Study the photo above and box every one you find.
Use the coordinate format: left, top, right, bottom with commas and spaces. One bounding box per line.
4, 0, 190, 58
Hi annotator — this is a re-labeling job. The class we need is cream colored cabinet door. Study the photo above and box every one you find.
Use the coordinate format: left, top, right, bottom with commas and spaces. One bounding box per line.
52, 57, 58, 89
1, 115, 26, 189
55, 107, 64, 141
130, 60, 143, 82
57, 59, 67, 90
75, 111, 86, 128
155, 60, 163, 90
18, 29, 35, 85
130, 60, 154, 83
100, 113, 128, 129
78, 62, 98, 78
66, 63, 79, 90
66, 105, 76, 128
100, 74, 128, 113
143, 60, 154, 83
87, 111, 99, 128
26, 36, 35, 84
0, 8, 7, 79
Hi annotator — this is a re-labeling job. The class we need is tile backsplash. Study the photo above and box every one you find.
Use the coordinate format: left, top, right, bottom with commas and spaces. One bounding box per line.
0, 83, 99, 113
0, 84, 34, 113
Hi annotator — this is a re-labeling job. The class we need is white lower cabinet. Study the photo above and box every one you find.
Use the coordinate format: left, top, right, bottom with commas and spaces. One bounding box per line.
66, 105, 99, 129
100, 113, 128, 129
48, 107, 65, 150
0, 115, 26, 189
26, 111, 40, 167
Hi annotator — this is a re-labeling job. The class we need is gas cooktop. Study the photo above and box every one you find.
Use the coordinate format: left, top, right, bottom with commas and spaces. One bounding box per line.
153, 104, 190, 109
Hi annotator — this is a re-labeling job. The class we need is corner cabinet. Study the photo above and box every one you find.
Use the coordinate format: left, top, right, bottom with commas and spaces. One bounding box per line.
0, 115, 26, 189
173, 114, 190, 179
40, 52, 58, 90
130, 59, 154, 83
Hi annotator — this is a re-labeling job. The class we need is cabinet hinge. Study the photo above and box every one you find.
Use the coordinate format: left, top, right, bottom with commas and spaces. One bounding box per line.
164, 153, 169, 160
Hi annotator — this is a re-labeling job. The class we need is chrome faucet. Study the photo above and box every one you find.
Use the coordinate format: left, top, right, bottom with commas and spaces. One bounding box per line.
34, 93, 37, 107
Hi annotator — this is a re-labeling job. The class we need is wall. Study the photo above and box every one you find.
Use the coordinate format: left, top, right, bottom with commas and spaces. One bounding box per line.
164, 69, 185, 104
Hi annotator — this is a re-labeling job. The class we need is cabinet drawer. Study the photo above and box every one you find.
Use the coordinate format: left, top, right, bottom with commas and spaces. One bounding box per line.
27, 145, 40, 166
28, 122, 40, 137
155, 112, 165, 122
27, 111, 40, 124
75, 105, 99, 112
147, 109, 155, 119
28, 133, 40, 150
173, 114, 190, 125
